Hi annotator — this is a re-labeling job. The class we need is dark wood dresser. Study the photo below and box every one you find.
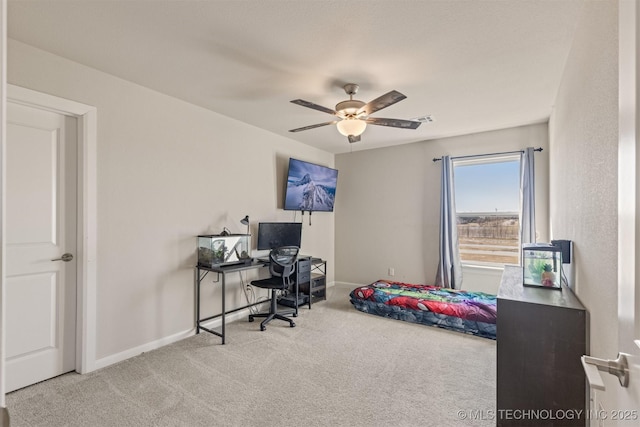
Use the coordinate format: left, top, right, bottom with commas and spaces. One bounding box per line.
497, 265, 588, 426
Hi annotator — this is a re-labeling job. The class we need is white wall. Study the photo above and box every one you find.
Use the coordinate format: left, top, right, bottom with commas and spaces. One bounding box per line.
548, 0, 618, 362
334, 122, 549, 294
7, 39, 335, 362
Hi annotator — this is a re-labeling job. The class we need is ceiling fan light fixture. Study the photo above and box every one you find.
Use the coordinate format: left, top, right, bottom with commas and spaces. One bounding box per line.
289, 83, 418, 143
336, 118, 367, 137
335, 99, 365, 117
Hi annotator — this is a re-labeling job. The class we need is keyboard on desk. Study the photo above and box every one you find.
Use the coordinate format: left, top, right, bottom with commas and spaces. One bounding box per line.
256, 255, 308, 263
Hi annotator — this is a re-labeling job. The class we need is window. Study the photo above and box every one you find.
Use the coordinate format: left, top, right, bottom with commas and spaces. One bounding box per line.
453, 155, 521, 266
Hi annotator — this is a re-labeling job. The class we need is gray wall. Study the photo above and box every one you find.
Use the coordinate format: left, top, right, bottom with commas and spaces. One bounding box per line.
335, 123, 549, 293
548, 0, 618, 358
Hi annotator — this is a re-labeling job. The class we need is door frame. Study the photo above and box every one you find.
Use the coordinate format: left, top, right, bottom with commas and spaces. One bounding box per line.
5, 85, 97, 377
618, 0, 640, 354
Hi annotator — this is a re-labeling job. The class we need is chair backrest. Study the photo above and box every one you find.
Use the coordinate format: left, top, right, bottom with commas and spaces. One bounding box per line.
269, 246, 299, 279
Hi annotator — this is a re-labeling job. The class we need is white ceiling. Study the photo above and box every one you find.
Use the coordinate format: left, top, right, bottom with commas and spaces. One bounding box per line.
7, 0, 584, 154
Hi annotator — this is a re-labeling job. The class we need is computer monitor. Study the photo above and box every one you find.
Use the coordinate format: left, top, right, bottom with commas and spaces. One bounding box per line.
256, 222, 302, 250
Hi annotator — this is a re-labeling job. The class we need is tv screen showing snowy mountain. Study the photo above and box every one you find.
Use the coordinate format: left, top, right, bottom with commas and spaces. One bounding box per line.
284, 158, 338, 212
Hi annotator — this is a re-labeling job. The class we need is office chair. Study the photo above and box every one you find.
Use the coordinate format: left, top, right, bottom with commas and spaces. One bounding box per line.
249, 246, 299, 331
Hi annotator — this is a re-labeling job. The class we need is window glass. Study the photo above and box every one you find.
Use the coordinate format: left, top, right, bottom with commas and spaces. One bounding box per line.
453, 155, 520, 266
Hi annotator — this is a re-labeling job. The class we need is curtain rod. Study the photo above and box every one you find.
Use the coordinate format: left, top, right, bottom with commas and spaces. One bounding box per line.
432, 147, 543, 162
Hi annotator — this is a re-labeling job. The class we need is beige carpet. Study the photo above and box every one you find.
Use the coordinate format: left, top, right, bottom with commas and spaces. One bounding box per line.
6, 285, 496, 427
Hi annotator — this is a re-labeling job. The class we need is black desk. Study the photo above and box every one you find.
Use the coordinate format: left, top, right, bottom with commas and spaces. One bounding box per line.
196, 260, 267, 344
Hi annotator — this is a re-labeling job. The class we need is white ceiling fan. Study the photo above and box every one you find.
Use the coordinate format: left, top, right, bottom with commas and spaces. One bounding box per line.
289, 83, 422, 143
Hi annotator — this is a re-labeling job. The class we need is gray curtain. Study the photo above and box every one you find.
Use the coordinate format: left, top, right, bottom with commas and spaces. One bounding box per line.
519, 147, 536, 245
435, 156, 462, 289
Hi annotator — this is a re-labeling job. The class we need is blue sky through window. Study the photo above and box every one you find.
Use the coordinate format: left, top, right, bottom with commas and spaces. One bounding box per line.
454, 159, 520, 212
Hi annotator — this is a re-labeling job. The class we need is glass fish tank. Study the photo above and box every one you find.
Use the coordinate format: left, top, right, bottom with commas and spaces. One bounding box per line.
522, 243, 562, 289
197, 234, 251, 268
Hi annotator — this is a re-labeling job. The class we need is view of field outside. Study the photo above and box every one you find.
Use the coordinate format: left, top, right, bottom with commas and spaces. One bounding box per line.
457, 213, 520, 265
453, 157, 521, 266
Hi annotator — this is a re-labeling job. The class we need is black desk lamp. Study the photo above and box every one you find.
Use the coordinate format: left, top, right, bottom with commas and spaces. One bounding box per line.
240, 215, 250, 235
240, 215, 251, 260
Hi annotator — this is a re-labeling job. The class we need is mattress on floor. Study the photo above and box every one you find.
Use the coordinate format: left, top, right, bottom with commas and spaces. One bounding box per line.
349, 280, 497, 339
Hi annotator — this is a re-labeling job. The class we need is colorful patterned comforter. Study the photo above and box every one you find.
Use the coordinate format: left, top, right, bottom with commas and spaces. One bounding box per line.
349, 280, 497, 339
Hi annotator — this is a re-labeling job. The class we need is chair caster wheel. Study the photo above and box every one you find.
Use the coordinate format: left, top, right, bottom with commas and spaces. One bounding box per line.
260, 326, 266, 331
249, 316, 254, 322
293, 313, 298, 317
290, 322, 296, 328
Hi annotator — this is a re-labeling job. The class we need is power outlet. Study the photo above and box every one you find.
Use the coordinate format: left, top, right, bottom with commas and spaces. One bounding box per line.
388, 267, 395, 277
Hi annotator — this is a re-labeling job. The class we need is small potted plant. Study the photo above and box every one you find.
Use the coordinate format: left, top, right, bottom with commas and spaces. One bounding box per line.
541, 263, 556, 287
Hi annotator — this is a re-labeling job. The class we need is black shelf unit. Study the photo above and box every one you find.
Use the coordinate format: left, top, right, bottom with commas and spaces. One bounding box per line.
295, 257, 327, 308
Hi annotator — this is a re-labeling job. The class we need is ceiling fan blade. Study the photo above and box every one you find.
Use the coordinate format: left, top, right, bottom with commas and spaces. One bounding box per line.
348, 135, 361, 143
366, 117, 422, 129
358, 90, 407, 116
289, 121, 337, 132
290, 99, 337, 115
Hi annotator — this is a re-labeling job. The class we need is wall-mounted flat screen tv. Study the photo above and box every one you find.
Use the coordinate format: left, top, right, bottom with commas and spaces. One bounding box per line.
257, 222, 303, 250
284, 158, 338, 212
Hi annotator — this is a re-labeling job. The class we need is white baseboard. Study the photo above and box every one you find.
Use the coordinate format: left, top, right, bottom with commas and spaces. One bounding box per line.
92, 282, 339, 372
92, 305, 264, 371
93, 329, 193, 371
333, 281, 365, 288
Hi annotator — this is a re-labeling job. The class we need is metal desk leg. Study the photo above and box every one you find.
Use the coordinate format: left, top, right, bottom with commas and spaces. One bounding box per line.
221, 272, 226, 344
196, 268, 201, 334
295, 280, 299, 317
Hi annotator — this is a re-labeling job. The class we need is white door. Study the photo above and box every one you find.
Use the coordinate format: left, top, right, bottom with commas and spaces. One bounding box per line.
587, 2, 640, 424
611, 0, 640, 422
4, 101, 77, 392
